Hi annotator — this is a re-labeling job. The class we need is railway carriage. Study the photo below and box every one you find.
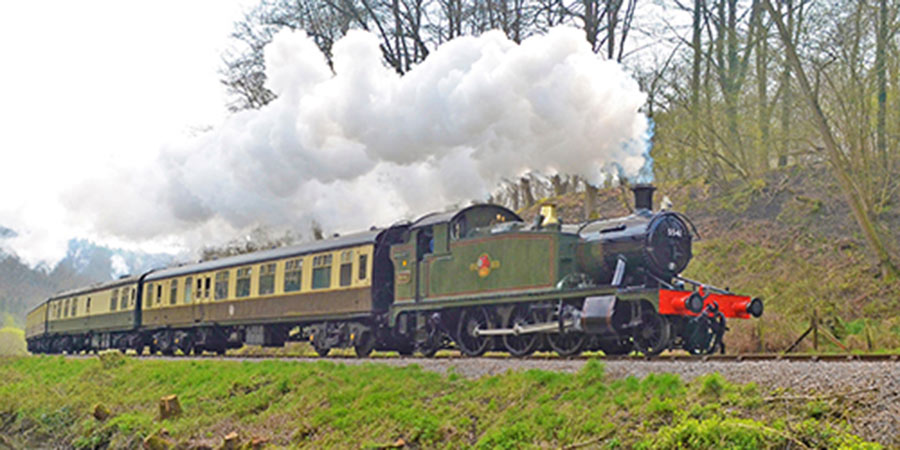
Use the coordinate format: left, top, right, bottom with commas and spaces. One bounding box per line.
25, 184, 763, 358
26, 276, 142, 353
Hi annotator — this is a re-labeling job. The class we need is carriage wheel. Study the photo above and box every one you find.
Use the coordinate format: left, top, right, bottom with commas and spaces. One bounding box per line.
313, 341, 331, 357
456, 307, 492, 357
633, 309, 671, 356
354, 331, 376, 358
502, 305, 541, 357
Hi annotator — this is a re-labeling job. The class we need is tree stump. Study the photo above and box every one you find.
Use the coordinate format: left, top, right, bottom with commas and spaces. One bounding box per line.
222, 432, 240, 450
92, 403, 110, 421
143, 429, 174, 450
158, 395, 182, 420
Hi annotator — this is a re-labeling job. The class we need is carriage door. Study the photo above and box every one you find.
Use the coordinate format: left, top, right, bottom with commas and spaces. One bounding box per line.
186, 277, 203, 323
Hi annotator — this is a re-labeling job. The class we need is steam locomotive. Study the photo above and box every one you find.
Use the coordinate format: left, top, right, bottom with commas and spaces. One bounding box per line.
26, 185, 761, 357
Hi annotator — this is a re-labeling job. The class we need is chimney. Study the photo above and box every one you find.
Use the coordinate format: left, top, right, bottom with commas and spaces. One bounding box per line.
631, 184, 656, 211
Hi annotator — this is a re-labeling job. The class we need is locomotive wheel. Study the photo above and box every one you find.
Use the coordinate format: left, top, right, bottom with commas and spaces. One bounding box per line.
418, 329, 443, 358
547, 331, 586, 357
502, 305, 541, 357
685, 310, 726, 355
633, 309, 671, 356
354, 331, 376, 358
456, 307, 492, 357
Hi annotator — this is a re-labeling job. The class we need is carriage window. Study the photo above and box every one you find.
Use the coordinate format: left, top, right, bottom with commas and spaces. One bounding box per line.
184, 277, 193, 304
259, 263, 276, 295
145, 284, 153, 308
236, 267, 251, 297
284, 259, 302, 292
86, 297, 91, 314
72, 298, 78, 316
358, 254, 368, 280
121, 288, 129, 310
156, 284, 163, 304
111, 289, 118, 311
204, 277, 211, 298
169, 281, 178, 305
259, 263, 275, 295
312, 254, 332, 289
215, 271, 230, 300
339, 251, 353, 287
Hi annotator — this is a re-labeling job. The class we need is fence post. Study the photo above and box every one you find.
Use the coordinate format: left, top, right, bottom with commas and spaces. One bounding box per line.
812, 309, 818, 351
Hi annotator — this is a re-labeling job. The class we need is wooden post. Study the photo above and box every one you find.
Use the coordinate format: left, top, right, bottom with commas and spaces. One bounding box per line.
223, 432, 240, 450
158, 395, 182, 420
92, 403, 110, 421
756, 320, 764, 353
812, 310, 818, 351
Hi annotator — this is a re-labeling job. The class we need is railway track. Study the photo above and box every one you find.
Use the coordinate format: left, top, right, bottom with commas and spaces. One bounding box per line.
94, 350, 900, 362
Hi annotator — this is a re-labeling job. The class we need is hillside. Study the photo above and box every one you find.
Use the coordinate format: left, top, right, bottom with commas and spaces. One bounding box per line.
519, 165, 900, 353
0, 240, 174, 327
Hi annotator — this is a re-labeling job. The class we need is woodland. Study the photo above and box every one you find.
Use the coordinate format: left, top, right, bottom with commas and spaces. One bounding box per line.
2, 0, 900, 353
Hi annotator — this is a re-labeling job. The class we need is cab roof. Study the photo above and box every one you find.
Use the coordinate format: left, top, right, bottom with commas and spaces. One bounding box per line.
411, 204, 521, 230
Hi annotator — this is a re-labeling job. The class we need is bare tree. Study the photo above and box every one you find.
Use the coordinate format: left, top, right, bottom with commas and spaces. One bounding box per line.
763, 0, 899, 278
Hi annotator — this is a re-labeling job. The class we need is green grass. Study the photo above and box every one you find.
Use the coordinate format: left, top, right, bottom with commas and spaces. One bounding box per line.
0, 356, 880, 449
0, 326, 26, 356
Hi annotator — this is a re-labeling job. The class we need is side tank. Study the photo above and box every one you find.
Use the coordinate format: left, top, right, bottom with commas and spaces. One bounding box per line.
577, 185, 693, 285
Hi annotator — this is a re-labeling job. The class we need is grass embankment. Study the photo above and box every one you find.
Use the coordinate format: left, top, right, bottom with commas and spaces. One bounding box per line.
0, 326, 26, 356
0, 355, 877, 449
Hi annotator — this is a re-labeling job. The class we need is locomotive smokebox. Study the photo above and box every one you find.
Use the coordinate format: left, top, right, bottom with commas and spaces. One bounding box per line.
632, 184, 656, 211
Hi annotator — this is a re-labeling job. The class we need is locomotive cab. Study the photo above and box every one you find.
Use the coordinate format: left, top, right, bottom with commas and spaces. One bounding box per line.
389, 204, 531, 303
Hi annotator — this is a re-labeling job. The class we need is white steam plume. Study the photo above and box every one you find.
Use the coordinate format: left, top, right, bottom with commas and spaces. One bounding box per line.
67, 27, 650, 248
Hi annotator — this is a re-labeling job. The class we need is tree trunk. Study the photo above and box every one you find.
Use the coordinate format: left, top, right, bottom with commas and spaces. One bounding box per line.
876, 0, 888, 168
755, 1, 769, 172
520, 177, 535, 207
763, 0, 900, 279
584, 183, 598, 220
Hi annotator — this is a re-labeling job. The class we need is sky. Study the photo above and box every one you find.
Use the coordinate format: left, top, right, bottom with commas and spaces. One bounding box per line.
0, 1, 255, 264
0, 1, 677, 268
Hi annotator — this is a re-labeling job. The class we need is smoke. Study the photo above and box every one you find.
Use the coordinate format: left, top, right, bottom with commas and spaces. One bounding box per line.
66, 26, 651, 250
